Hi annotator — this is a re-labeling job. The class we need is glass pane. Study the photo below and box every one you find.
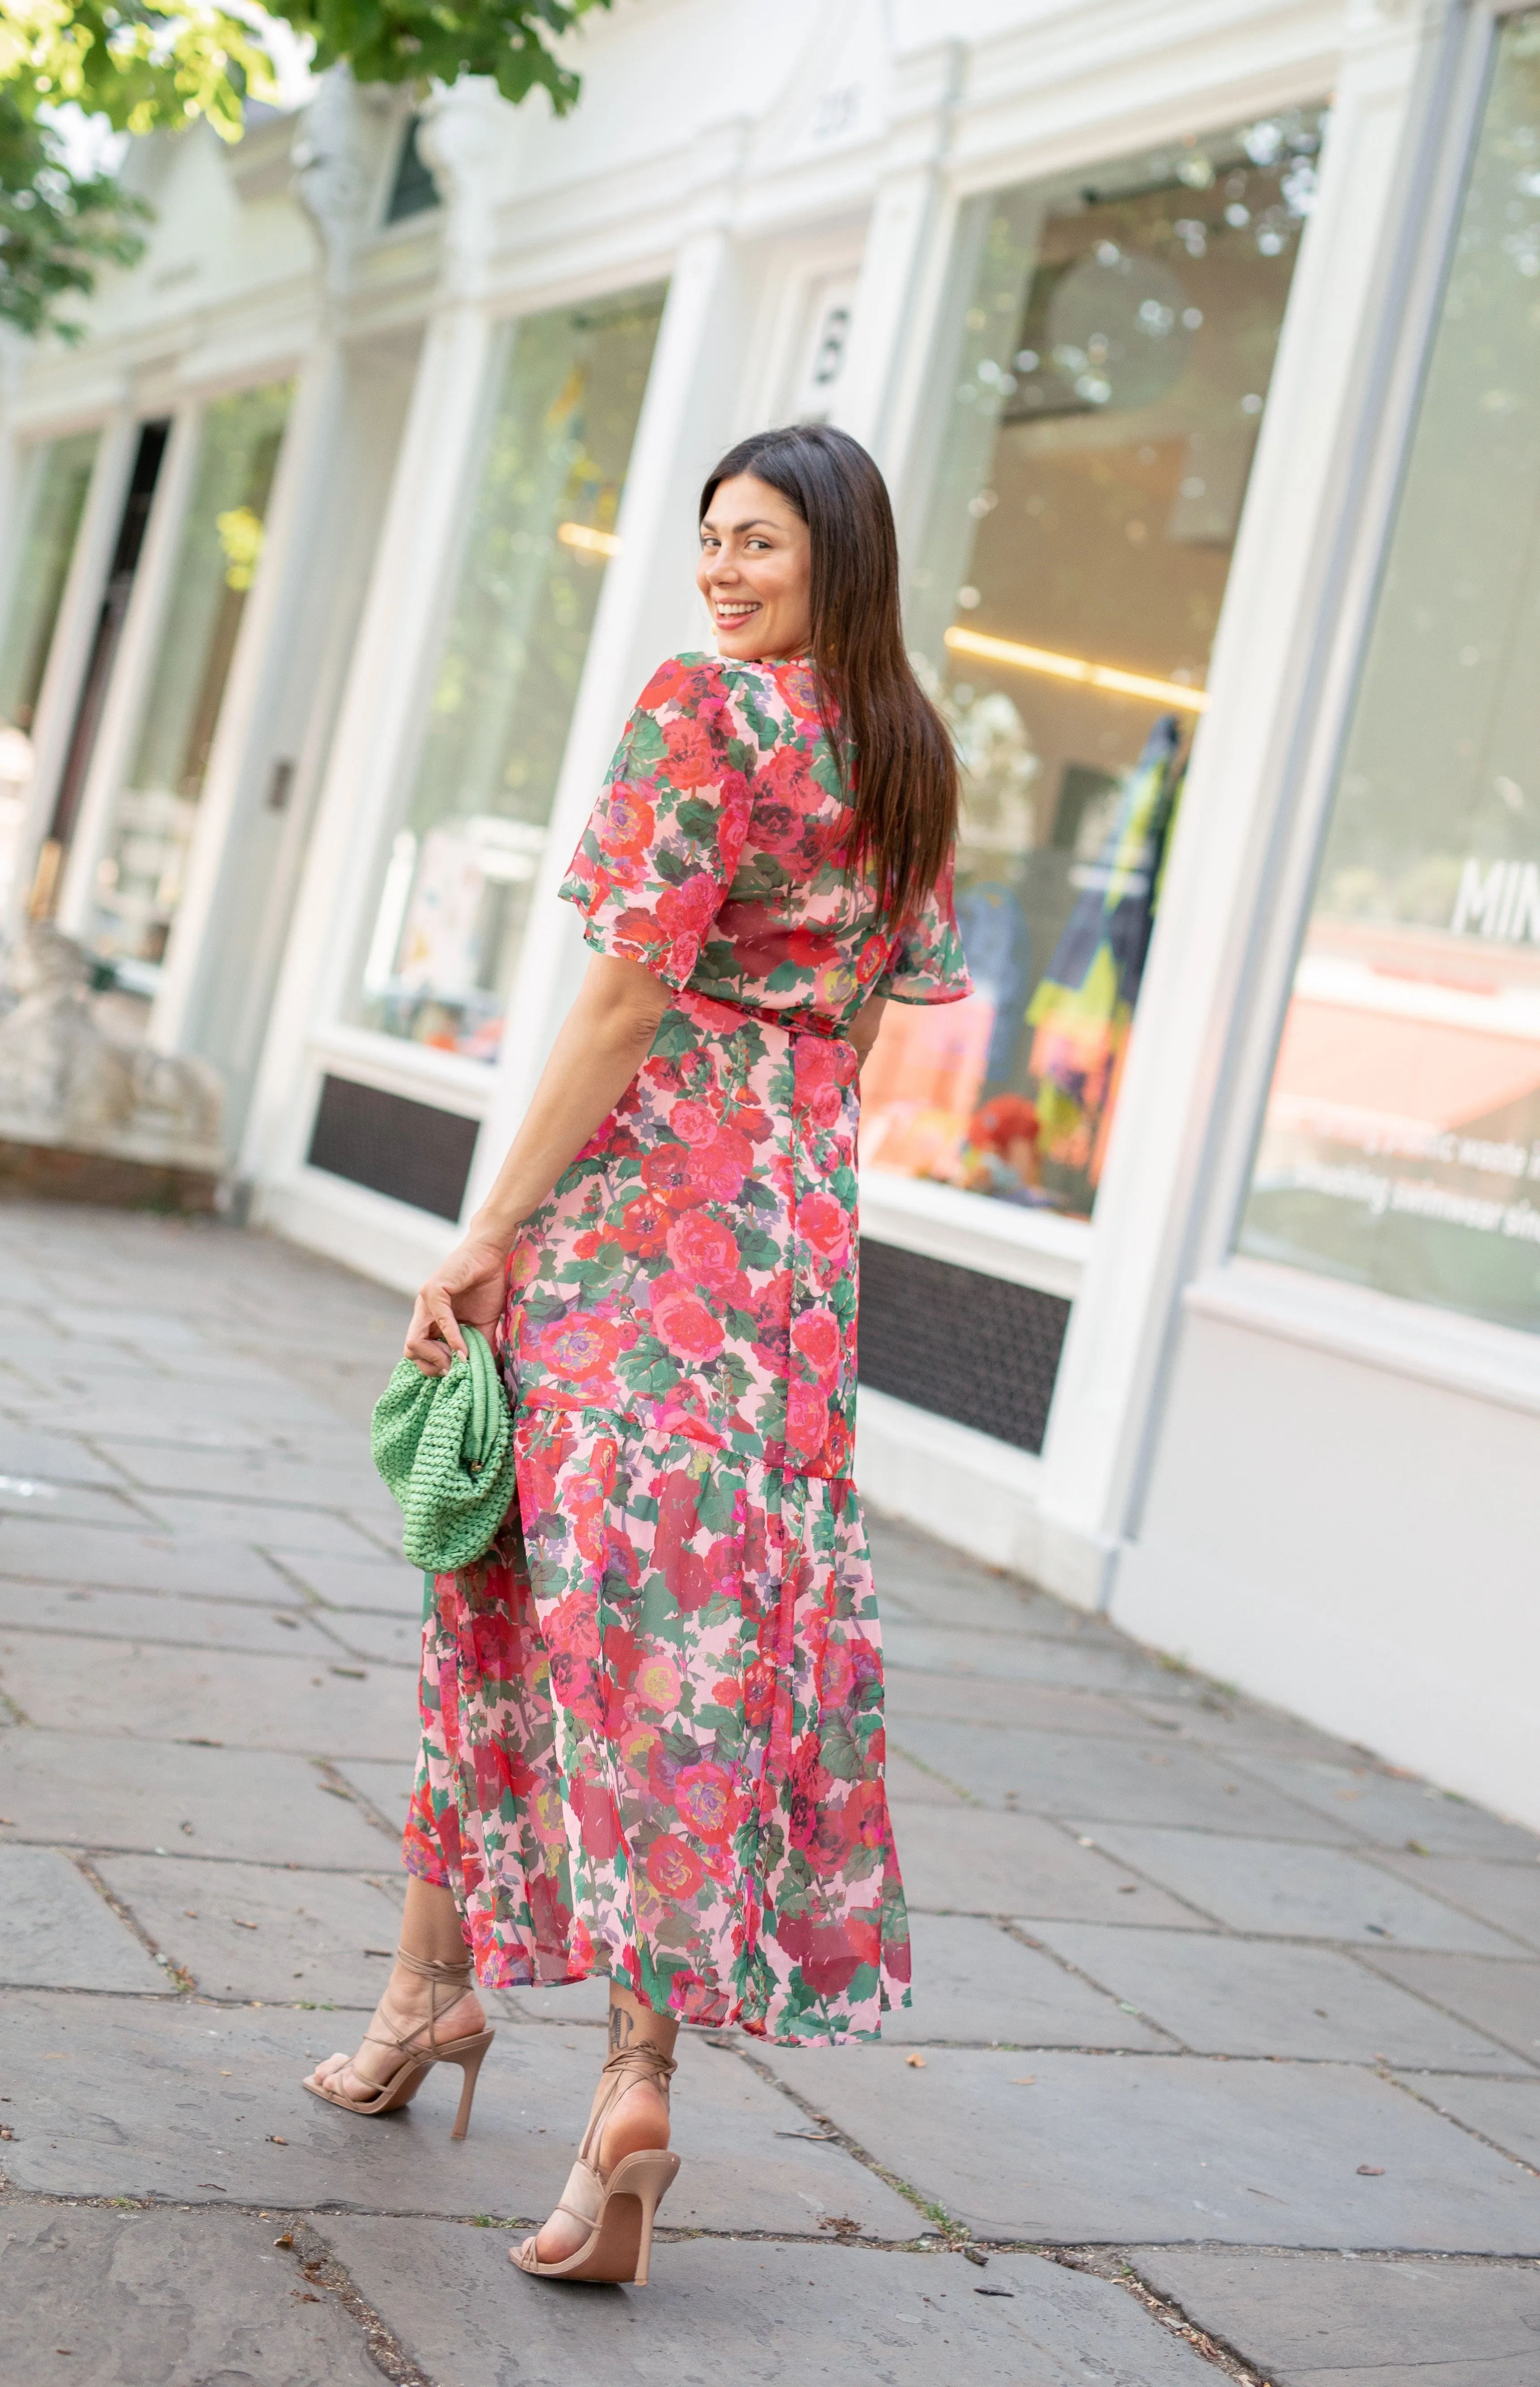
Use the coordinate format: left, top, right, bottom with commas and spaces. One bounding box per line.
864, 110, 1326, 1217
91, 380, 293, 970
352, 285, 665, 1060
0, 430, 99, 903
1240, 14, 1540, 1334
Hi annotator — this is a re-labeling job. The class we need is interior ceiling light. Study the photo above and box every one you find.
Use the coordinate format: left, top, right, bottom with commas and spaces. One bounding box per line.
944, 624, 1210, 713
557, 521, 622, 557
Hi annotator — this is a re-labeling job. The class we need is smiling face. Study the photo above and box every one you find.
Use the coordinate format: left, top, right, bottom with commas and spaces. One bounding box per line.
697, 473, 813, 661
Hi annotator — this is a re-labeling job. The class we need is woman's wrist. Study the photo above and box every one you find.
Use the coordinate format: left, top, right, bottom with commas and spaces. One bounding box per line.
464, 1205, 525, 1255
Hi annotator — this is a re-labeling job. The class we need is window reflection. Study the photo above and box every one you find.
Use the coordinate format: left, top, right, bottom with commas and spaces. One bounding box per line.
353, 288, 665, 1059
868, 110, 1326, 1216
91, 382, 293, 975
0, 430, 99, 910
1241, 15, 1540, 1332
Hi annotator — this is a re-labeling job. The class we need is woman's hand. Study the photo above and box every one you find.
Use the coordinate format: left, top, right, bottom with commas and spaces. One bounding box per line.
404, 1236, 510, 1375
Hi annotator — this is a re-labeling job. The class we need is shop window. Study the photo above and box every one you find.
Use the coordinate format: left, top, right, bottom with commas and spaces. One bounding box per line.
0, 429, 99, 905
872, 109, 1327, 1219
352, 286, 665, 1060
90, 381, 293, 976
1241, 14, 1540, 1334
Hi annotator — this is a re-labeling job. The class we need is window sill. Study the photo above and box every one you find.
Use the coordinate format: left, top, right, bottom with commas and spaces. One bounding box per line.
859, 1169, 1091, 1301
1184, 1255, 1540, 1420
307, 1024, 496, 1114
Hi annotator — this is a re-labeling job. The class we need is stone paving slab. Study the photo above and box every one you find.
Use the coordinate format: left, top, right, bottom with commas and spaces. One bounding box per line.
0, 1730, 395, 1864
0, 1583, 341, 1657
757, 2046, 1540, 2249
869, 1529, 1097, 1644
132, 1494, 391, 1557
94, 1442, 389, 1512
0, 1475, 150, 1529
271, 1551, 426, 1614
0, 1636, 419, 1761
889, 1912, 1171, 2049
1120, 1692, 1368, 1767
1027, 1925, 1531, 2071
334, 1759, 415, 1829
0, 1994, 918, 2238
92, 1855, 407, 2005
893, 1719, 1345, 1841
1134, 2247, 1540, 2385
884, 1619, 1171, 1694
1369, 1852, 1540, 1955
0, 1844, 171, 1993
1075, 1826, 1524, 1952
1220, 1751, 1540, 1862
1359, 1949, 1540, 2065
316, 1607, 424, 1667
1403, 2074, 1540, 2170
891, 1803, 1204, 1925
0, 1518, 300, 1600
321, 2222, 1221, 2387
885, 1669, 1167, 1739
0, 2203, 384, 2387
0, 1427, 133, 1487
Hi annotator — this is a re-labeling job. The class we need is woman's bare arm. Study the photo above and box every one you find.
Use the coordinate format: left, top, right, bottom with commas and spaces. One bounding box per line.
404, 956, 669, 1371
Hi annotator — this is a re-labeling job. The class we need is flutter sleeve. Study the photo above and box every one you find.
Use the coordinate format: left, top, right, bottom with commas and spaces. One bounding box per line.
875, 853, 974, 1005
560, 655, 752, 991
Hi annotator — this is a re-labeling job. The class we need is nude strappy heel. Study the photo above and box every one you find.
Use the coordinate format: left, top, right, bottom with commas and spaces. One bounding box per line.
513, 2042, 681, 2285
301, 1946, 495, 2139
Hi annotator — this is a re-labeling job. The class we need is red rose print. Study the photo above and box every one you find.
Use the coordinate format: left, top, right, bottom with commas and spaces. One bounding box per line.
646, 1834, 705, 1900
650, 1274, 725, 1363
666, 1211, 740, 1285
785, 1380, 830, 1464
570, 1773, 621, 1862
791, 1306, 843, 1385
670, 1100, 717, 1147
657, 873, 720, 936
798, 1189, 850, 1265
640, 1145, 701, 1210
673, 1760, 738, 1843
816, 1639, 856, 1709
602, 782, 655, 855
663, 715, 717, 786
537, 1313, 631, 1380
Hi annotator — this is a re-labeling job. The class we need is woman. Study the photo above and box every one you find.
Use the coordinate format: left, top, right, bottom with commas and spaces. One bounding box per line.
305, 423, 969, 2284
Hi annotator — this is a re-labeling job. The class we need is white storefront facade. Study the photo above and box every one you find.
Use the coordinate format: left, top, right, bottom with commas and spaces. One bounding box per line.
2, 0, 1537, 1826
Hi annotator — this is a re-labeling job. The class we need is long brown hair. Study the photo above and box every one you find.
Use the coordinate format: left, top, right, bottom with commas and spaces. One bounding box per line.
699, 424, 958, 928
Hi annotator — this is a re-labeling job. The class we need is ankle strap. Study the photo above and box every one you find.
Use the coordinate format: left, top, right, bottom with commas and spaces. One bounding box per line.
579, 2041, 677, 2171
395, 1945, 472, 1984
601, 2044, 677, 2086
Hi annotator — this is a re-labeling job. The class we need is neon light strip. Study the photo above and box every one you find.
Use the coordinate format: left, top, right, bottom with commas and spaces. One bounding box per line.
944, 624, 1210, 714
557, 521, 622, 557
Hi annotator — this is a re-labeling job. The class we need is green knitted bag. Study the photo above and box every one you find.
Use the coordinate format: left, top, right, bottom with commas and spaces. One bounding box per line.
369, 1326, 517, 1574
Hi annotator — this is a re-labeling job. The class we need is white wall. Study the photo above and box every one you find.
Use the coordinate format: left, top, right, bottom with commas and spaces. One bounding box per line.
1115, 1291, 1540, 1831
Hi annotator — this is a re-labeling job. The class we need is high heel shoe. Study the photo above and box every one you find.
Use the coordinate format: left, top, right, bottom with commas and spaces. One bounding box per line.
301, 1947, 495, 2139
513, 2042, 681, 2285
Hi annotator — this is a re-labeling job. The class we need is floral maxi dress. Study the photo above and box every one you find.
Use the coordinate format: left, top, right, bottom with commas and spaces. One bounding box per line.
403, 653, 970, 2043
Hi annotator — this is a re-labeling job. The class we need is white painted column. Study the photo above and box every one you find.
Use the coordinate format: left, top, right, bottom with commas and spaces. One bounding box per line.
151, 346, 343, 1052
1031, 0, 1463, 1608
240, 79, 513, 1195
828, 42, 960, 474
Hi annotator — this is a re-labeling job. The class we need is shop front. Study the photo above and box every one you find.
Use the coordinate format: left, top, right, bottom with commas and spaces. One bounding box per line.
1, 0, 1534, 1817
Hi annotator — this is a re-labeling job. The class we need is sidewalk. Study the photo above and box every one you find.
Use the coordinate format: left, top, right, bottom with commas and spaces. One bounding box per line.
0, 1200, 1537, 2387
